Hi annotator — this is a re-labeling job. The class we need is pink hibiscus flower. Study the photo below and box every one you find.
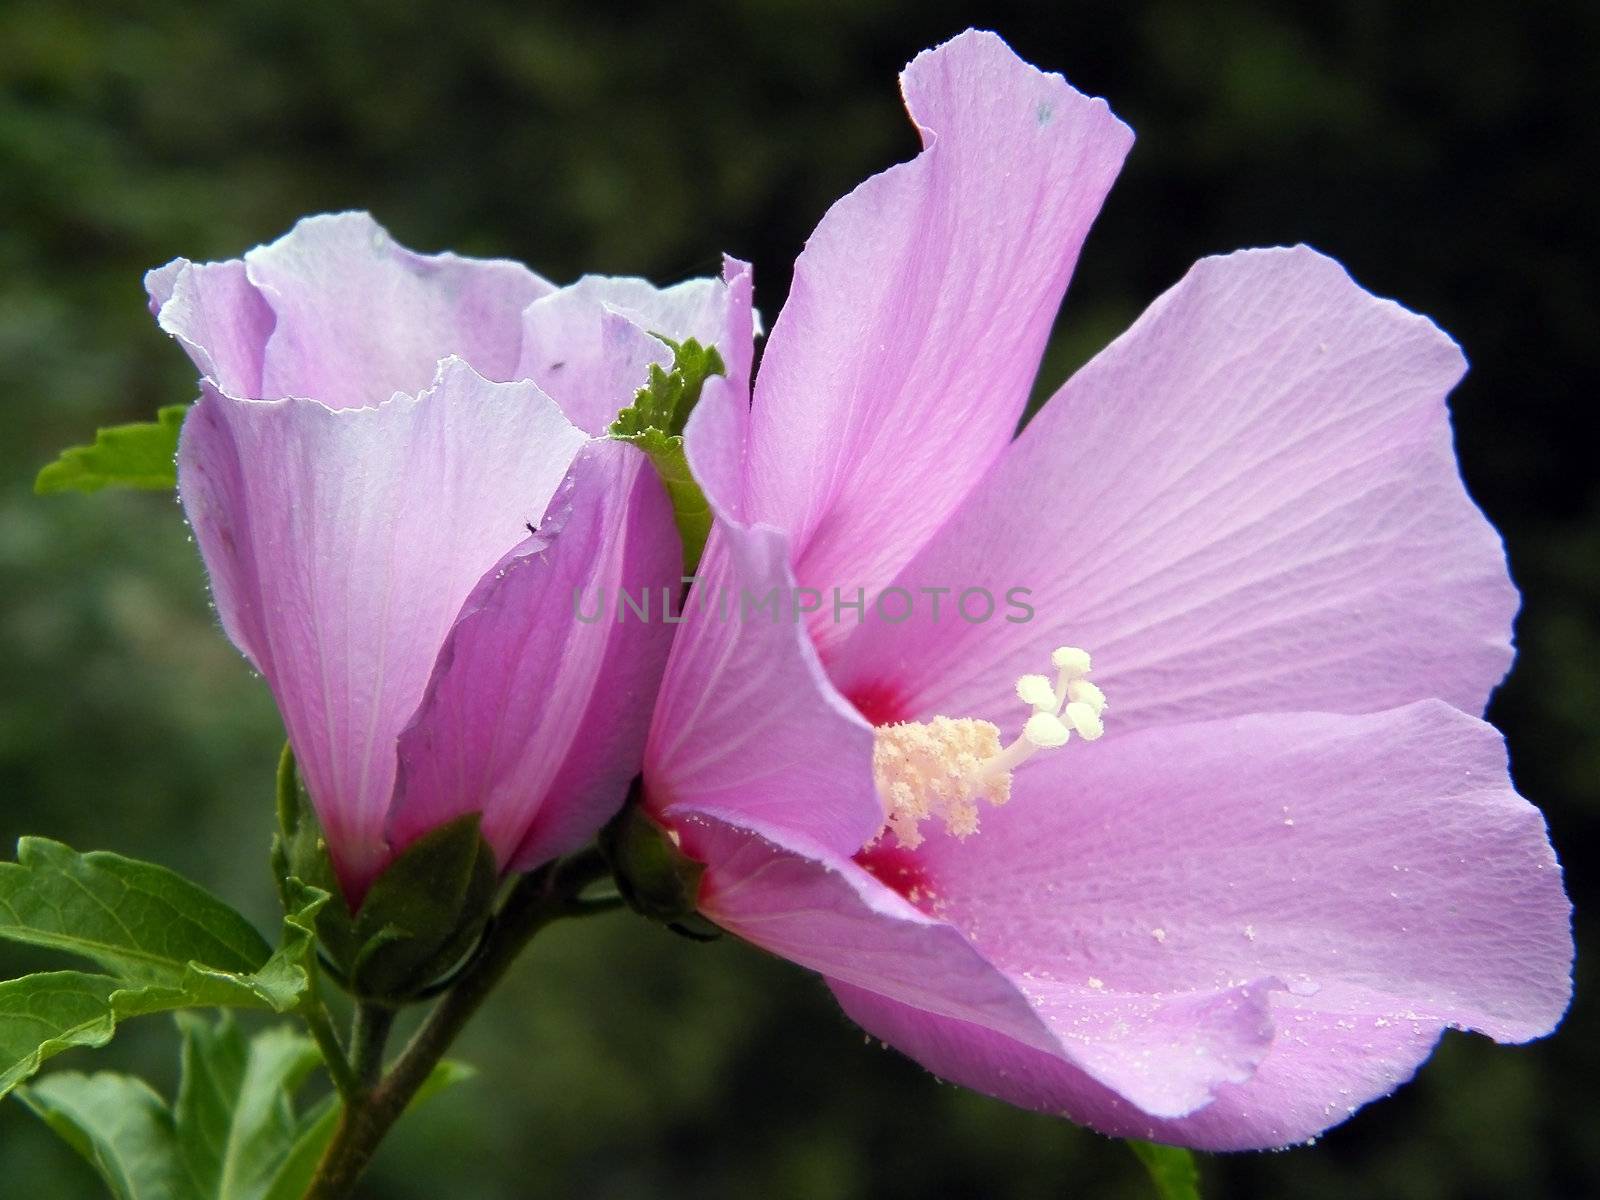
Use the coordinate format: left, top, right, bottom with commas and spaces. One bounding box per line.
150, 212, 753, 901
639, 30, 1572, 1149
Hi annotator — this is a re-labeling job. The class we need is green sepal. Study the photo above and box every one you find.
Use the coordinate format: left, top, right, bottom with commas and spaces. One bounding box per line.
343, 814, 498, 1003
35, 404, 187, 495
609, 336, 725, 572
271, 745, 357, 968
599, 791, 715, 939
610, 337, 724, 441
272, 746, 499, 1002
1129, 1139, 1202, 1200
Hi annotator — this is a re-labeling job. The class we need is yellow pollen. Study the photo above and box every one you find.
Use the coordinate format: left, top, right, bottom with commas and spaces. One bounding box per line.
870, 646, 1108, 849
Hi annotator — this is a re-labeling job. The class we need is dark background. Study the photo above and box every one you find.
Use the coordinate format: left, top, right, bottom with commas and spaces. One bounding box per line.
3, 2, 1595, 1196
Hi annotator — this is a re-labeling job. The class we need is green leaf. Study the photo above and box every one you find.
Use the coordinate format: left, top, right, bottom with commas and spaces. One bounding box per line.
35, 404, 188, 495
254, 1095, 339, 1200
0, 968, 277, 1101
609, 336, 725, 572
16, 1015, 369, 1200
173, 1014, 324, 1200
0, 842, 328, 1096
0, 971, 123, 1096
1129, 1140, 1202, 1200
16, 1071, 184, 1200
0, 838, 271, 984
346, 814, 497, 1002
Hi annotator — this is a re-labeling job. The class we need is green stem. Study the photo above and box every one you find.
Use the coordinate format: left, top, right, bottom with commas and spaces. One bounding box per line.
300, 986, 360, 1104
350, 1002, 396, 1090
302, 847, 613, 1200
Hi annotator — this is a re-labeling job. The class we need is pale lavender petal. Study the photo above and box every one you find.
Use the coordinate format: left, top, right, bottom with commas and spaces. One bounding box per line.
643, 522, 882, 856
516, 263, 754, 434
832, 247, 1518, 730
244, 212, 552, 409
833, 983, 1444, 1150
145, 259, 275, 398
177, 359, 586, 894
682, 258, 757, 522
678, 812, 1281, 1117
913, 701, 1571, 1044
715, 256, 757, 399
742, 30, 1132, 655
519, 302, 664, 436
388, 439, 680, 870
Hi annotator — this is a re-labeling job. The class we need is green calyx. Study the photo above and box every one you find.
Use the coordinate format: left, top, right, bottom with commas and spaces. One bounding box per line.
599, 788, 718, 941
272, 747, 498, 1004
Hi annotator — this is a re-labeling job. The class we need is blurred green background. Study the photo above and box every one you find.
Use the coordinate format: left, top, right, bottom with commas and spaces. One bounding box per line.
3, 1, 1595, 1196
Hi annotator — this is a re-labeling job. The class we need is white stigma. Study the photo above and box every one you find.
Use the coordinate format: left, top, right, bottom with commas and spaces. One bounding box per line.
871, 646, 1108, 849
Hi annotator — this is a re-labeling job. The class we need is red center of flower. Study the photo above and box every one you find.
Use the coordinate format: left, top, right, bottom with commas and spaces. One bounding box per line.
844, 680, 912, 726
853, 840, 937, 911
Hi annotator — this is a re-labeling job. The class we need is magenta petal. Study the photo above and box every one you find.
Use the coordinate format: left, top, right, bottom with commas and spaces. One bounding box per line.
644, 522, 882, 856
388, 439, 680, 871
833, 247, 1518, 730
916, 701, 1571, 1044
145, 259, 276, 397
742, 30, 1132, 653
516, 265, 755, 434
244, 212, 552, 409
679, 813, 1281, 1118
177, 359, 587, 895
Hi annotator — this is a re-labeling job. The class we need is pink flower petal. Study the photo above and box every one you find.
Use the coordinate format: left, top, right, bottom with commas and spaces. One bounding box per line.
388, 439, 680, 871
516, 265, 754, 435
826, 701, 1569, 1145
145, 259, 275, 397
832, 982, 1444, 1150
644, 522, 881, 856
832, 247, 1518, 729
244, 212, 552, 409
740, 30, 1132, 655
677, 811, 1284, 1118
177, 359, 587, 895
682, 257, 757, 521
914, 701, 1571, 1044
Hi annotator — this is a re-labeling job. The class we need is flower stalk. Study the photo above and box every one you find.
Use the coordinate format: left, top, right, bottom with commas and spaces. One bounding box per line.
303, 846, 616, 1199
